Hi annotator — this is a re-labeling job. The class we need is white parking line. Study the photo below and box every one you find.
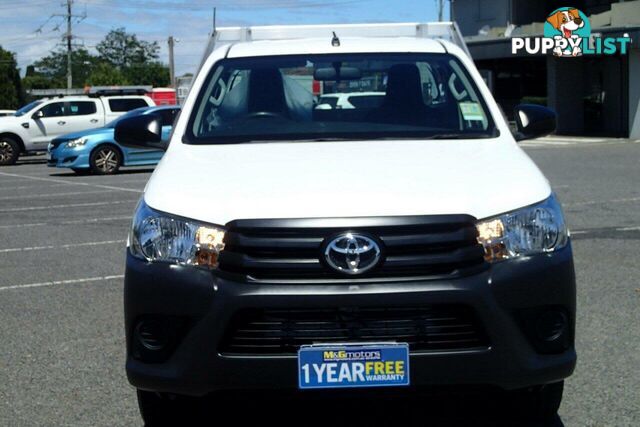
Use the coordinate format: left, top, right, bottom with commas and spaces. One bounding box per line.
0, 200, 137, 213
0, 239, 125, 253
0, 179, 46, 185
570, 227, 640, 237
0, 190, 117, 201
0, 171, 143, 193
1, 184, 68, 191
0, 275, 124, 292
540, 137, 608, 143
520, 137, 640, 148
62, 215, 132, 225
1, 179, 148, 192
565, 196, 640, 207
0, 222, 47, 229
521, 140, 578, 146
617, 226, 640, 232
0, 215, 132, 229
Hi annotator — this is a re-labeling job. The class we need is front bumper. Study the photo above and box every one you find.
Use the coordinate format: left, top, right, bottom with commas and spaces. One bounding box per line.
47, 145, 90, 169
124, 245, 576, 397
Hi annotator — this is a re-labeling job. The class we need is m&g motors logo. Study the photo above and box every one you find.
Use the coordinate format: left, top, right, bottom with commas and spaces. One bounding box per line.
512, 7, 631, 57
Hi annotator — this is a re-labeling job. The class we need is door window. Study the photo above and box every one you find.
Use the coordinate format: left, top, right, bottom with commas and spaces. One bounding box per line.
39, 102, 66, 118
68, 101, 97, 116
108, 98, 150, 112
38, 101, 97, 118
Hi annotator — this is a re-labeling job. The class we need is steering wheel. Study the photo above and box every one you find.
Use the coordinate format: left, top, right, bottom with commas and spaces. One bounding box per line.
244, 111, 287, 120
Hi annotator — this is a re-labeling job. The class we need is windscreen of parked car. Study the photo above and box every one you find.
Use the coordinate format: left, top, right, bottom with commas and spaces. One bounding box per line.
14, 101, 43, 117
187, 53, 497, 144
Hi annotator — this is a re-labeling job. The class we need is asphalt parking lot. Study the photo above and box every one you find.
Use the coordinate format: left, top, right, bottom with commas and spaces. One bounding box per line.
0, 137, 639, 426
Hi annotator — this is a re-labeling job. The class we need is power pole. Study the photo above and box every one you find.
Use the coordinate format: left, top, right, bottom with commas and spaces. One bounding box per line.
437, 0, 444, 22
66, 0, 72, 89
50, 0, 85, 90
168, 36, 175, 88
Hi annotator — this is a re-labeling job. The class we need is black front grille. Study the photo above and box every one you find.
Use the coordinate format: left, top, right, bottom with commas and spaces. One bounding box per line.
218, 215, 486, 283
49, 140, 66, 150
220, 305, 489, 355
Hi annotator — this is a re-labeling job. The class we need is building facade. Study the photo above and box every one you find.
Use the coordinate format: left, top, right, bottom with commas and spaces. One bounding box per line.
454, 0, 640, 138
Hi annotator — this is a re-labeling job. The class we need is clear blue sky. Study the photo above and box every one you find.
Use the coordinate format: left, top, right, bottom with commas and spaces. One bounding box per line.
0, 0, 449, 77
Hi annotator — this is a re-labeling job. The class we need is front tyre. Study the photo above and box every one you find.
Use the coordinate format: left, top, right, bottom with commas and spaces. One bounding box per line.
0, 137, 20, 166
90, 145, 122, 175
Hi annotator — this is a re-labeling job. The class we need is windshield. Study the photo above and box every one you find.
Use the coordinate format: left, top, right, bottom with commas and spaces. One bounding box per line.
187, 53, 497, 144
105, 107, 147, 128
14, 101, 43, 117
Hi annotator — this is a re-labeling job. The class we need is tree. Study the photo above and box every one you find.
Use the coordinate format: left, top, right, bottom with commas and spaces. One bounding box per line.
32, 47, 99, 88
86, 63, 129, 86
124, 62, 170, 87
96, 28, 160, 69
95, 28, 169, 87
24, 28, 169, 91
0, 46, 24, 109
22, 75, 53, 91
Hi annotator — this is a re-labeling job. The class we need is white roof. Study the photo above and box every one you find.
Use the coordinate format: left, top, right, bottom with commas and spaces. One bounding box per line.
200, 22, 470, 69
39, 95, 151, 102
41, 96, 93, 102
227, 36, 447, 58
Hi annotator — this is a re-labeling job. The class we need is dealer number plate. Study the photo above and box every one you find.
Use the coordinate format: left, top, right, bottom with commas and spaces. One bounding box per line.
298, 343, 410, 389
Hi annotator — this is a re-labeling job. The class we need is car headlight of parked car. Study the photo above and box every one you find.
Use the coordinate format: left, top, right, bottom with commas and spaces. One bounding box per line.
129, 200, 226, 268
476, 194, 569, 262
65, 137, 88, 148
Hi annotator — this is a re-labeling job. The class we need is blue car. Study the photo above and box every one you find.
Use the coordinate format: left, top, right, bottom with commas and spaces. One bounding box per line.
48, 106, 179, 175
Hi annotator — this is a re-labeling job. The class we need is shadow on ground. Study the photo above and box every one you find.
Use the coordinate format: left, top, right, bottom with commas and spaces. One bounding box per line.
48, 168, 155, 177
13, 158, 47, 166
143, 392, 565, 426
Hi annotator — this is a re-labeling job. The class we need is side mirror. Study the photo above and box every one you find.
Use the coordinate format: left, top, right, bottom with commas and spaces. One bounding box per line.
32, 110, 44, 120
513, 104, 556, 141
114, 113, 167, 151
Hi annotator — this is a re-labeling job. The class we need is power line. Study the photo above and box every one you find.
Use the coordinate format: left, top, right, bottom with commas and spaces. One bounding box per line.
82, 0, 367, 12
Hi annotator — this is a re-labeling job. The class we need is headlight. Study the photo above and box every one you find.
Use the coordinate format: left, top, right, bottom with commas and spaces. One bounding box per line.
130, 200, 225, 268
65, 137, 87, 148
476, 194, 569, 262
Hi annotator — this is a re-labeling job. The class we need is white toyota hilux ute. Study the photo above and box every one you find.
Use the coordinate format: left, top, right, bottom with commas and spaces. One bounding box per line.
115, 23, 575, 424
0, 94, 154, 165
